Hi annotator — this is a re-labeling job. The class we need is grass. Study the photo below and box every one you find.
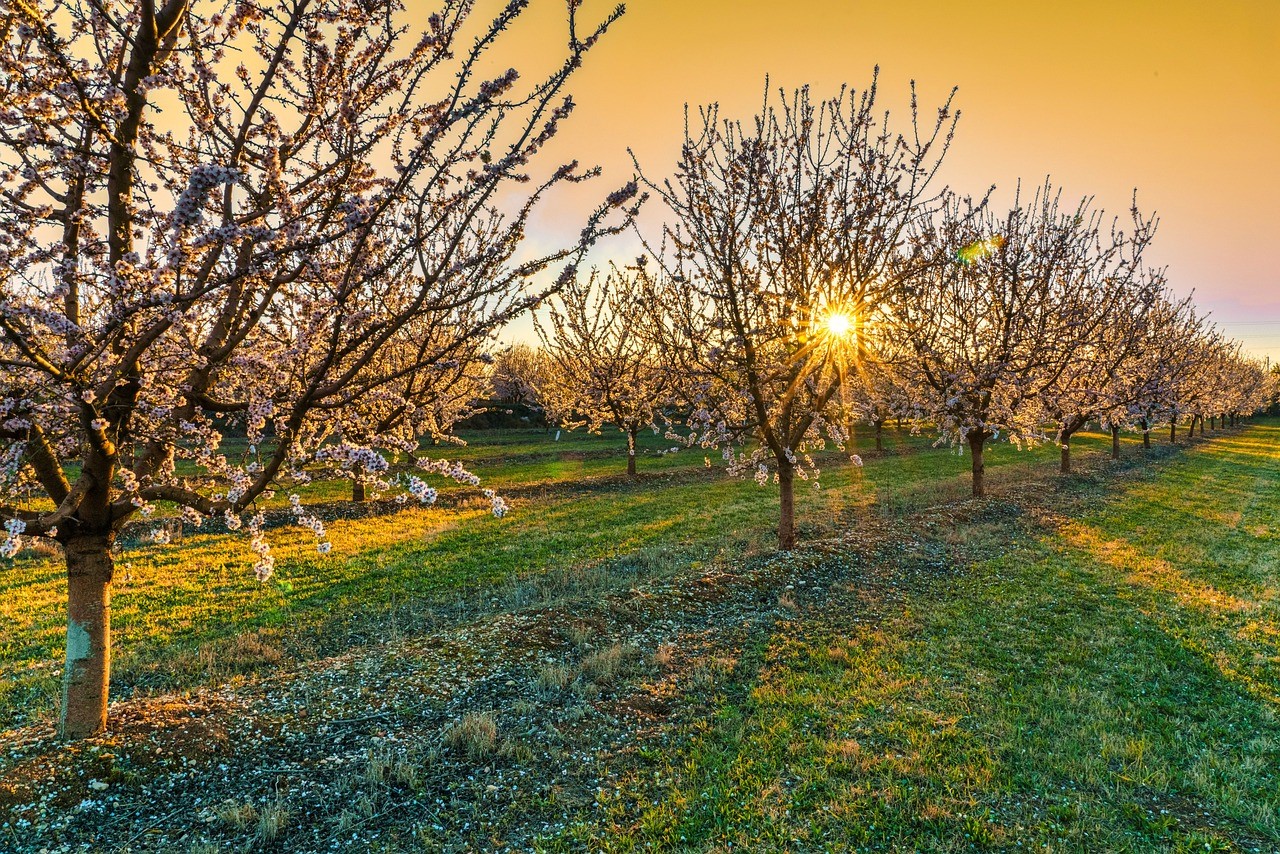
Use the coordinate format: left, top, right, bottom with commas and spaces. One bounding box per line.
444, 711, 500, 759
0, 422, 1093, 730
544, 422, 1280, 851
4, 419, 1275, 851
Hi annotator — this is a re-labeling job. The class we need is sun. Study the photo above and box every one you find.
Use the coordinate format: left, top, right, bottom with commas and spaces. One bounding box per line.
823, 311, 854, 339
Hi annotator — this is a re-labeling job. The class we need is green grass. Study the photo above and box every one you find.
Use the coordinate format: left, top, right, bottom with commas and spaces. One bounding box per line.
5, 420, 1274, 852
546, 423, 1280, 851
0, 422, 1089, 729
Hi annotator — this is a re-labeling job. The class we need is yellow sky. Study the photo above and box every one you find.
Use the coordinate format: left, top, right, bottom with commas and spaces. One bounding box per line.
458, 0, 1280, 360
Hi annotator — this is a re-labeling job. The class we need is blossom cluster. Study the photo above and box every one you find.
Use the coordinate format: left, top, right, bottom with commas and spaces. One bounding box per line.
289, 495, 330, 556
1, 518, 24, 559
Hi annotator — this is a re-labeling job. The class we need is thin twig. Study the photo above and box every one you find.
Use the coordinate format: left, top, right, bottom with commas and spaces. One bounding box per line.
325, 711, 395, 726
116, 808, 181, 850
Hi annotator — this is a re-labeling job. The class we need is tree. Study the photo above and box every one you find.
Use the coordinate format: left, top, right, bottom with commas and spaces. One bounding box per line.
1161, 314, 1222, 443
893, 183, 1130, 497
490, 343, 549, 411
0, 0, 639, 737
316, 304, 495, 503
1115, 294, 1200, 449
640, 76, 957, 548
1037, 213, 1162, 472
1205, 348, 1271, 428
838, 338, 920, 453
535, 264, 670, 476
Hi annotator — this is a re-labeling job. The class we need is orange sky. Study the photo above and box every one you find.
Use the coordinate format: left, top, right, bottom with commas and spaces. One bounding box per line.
458, 0, 1280, 361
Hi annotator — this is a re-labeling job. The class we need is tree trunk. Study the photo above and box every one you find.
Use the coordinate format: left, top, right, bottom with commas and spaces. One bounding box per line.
1060, 435, 1072, 474
626, 428, 637, 477
1141, 418, 1151, 450
1170, 421, 1177, 444
1111, 425, 1120, 460
1210, 415, 1216, 431
352, 480, 367, 502
969, 432, 987, 498
61, 535, 114, 739
874, 420, 883, 452
777, 462, 796, 550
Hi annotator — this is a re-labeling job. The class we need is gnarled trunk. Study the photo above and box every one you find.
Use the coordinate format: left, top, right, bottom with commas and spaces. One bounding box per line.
352, 480, 367, 502
1111, 425, 1121, 460
61, 534, 115, 739
1210, 415, 1216, 431
626, 428, 637, 477
1141, 418, 1151, 450
968, 431, 987, 498
1170, 420, 1177, 444
778, 461, 796, 550
1059, 432, 1073, 474
874, 420, 884, 452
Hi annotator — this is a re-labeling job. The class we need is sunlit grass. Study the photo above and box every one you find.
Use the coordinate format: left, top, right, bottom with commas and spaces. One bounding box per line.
544, 421, 1280, 851
0, 421, 1243, 757
5, 425, 1046, 725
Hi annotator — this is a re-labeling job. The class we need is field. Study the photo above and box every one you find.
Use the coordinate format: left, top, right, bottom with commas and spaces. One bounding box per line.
2, 421, 1278, 852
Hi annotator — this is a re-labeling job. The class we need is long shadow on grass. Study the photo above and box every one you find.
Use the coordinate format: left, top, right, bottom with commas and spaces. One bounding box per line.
600, 425, 1280, 851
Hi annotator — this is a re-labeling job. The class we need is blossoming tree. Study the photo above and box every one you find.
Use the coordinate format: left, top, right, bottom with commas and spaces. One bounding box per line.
838, 330, 922, 453
490, 343, 548, 412
639, 76, 958, 549
0, 0, 639, 737
535, 264, 670, 476
1035, 208, 1163, 472
892, 183, 1139, 496
314, 301, 495, 503
1113, 294, 1202, 449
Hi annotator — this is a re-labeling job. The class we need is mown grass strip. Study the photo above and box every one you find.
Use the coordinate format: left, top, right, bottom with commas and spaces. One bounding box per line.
562, 423, 1280, 852
0, 425, 1204, 735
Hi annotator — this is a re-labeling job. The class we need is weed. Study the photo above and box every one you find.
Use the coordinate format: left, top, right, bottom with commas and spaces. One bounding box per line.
255, 794, 289, 845
444, 711, 499, 759
536, 662, 577, 695
216, 801, 257, 831
580, 642, 642, 685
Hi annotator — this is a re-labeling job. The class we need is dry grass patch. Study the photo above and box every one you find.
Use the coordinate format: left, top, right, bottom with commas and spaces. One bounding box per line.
580, 642, 643, 685
444, 710, 499, 759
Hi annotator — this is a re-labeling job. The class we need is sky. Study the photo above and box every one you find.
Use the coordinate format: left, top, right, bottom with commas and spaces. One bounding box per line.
460, 0, 1280, 361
